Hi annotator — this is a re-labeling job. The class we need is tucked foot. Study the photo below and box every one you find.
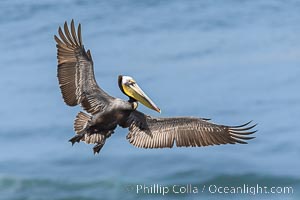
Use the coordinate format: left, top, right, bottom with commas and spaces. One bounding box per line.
93, 140, 105, 154
69, 134, 84, 145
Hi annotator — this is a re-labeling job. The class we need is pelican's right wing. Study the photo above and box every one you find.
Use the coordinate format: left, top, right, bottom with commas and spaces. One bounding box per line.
125, 111, 256, 148
55, 20, 114, 114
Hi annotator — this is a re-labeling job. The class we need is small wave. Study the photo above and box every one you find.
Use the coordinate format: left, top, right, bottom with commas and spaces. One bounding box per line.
0, 175, 126, 200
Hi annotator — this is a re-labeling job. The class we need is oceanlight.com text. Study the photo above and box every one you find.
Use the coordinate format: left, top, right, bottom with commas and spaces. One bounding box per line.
208, 184, 293, 195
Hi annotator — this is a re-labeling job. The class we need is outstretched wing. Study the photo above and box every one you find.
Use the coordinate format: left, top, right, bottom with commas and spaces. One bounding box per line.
55, 20, 114, 114
125, 111, 256, 148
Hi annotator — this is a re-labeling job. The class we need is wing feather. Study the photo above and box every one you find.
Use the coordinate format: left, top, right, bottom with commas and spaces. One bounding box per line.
55, 20, 114, 113
126, 111, 256, 149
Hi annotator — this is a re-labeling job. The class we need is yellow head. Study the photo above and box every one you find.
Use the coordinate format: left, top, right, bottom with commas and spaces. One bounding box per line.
118, 75, 161, 113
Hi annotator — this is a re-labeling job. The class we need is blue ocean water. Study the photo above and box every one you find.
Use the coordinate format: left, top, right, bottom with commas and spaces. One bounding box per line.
0, 0, 300, 199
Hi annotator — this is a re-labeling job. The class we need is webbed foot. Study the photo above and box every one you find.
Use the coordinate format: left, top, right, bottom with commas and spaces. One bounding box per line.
69, 134, 84, 146
93, 139, 106, 154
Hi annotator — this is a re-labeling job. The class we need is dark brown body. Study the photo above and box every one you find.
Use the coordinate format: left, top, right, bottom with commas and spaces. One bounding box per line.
89, 98, 133, 131
71, 98, 134, 153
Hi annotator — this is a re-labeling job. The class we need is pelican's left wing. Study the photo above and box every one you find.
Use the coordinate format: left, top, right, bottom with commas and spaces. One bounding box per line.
55, 20, 114, 114
125, 111, 256, 148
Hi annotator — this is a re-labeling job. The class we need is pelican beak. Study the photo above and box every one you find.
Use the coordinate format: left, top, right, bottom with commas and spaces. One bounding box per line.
124, 81, 161, 113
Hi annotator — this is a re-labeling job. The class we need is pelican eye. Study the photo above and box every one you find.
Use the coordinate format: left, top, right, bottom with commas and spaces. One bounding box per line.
126, 80, 135, 86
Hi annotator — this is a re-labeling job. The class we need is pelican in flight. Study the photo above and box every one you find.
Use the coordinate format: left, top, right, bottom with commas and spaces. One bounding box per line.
55, 20, 256, 154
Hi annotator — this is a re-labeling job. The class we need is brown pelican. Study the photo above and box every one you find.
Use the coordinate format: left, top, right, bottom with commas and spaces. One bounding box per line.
55, 20, 256, 154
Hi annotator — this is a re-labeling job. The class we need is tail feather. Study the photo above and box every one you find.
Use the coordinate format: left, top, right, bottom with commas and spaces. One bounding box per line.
84, 133, 105, 144
82, 130, 113, 144
74, 111, 91, 134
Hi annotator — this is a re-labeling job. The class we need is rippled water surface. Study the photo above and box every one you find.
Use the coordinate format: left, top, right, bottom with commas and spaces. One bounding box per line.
0, 0, 300, 199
